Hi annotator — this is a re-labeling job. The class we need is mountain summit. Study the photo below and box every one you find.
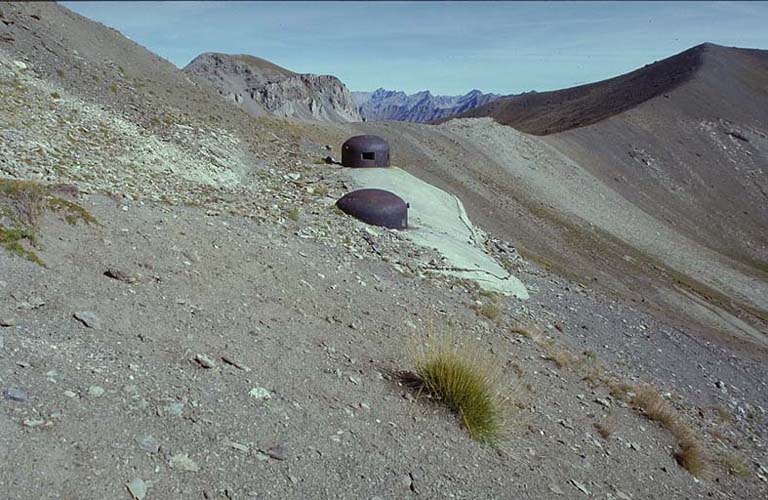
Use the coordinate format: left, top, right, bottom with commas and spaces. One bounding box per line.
447, 42, 768, 134
184, 52, 361, 123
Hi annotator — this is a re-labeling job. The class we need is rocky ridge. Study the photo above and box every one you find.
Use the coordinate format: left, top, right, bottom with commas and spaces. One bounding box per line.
184, 53, 361, 123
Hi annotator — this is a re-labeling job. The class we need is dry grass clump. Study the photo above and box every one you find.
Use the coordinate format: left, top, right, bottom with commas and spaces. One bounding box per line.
0, 178, 49, 225
571, 350, 606, 386
508, 320, 543, 342
718, 451, 751, 478
473, 292, 503, 322
477, 302, 501, 321
48, 197, 98, 226
286, 206, 300, 221
713, 405, 732, 424
633, 387, 676, 427
407, 335, 511, 446
594, 421, 614, 439
607, 381, 635, 402
673, 429, 707, 477
509, 317, 708, 477
542, 340, 574, 368
632, 386, 707, 477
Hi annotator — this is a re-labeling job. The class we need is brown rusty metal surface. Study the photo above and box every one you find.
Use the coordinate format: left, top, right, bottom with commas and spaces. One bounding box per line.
336, 188, 407, 229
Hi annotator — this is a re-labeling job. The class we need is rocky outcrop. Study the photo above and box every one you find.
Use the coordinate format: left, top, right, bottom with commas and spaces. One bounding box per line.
184, 53, 361, 123
352, 88, 502, 123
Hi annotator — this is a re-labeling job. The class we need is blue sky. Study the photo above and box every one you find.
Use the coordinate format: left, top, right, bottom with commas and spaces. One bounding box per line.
61, 1, 768, 96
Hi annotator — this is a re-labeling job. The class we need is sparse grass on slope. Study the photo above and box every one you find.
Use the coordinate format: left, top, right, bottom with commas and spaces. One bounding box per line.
0, 178, 96, 266
511, 319, 708, 477
405, 335, 511, 446
631, 386, 707, 477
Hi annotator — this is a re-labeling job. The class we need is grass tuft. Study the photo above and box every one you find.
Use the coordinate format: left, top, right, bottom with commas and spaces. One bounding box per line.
542, 340, 574, 368
286, 206, 300, 221
674, 434, 707, 477
594, 421, 614, 439
718, 451, 751, 478
408, 335, 510, 446
632, 386, 707, 477
712, 405, 732, 424
48, 197, 98, 225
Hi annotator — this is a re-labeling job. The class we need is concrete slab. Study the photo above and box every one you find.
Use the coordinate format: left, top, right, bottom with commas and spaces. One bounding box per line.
343, 167, 529, 299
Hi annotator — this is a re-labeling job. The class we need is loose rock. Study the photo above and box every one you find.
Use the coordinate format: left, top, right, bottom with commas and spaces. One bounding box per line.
549, 484, 565, 495
87, 385, 105, 397
136, 435, 160, 454
570, 479, 591, 495
194, 353, 216, 369
104, 268, 136, 283
74, 311, 101, 329
126, 478, 147, 500
249, 387, 271, 400
169, 453, 199, 472
163, 402, 184, 417
3, 387, 30, 403
22, 418, 45, 428
266, 443, 288, 461
225, 440, 249, 453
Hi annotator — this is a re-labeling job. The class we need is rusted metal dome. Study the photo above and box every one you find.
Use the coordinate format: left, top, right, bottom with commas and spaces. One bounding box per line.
336, 189, 408, 229
341, 135, 390, 168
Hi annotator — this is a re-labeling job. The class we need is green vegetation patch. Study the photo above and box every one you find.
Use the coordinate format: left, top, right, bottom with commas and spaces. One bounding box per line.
408, 336, 511, 446
0, 225, 44, 267
0, 178, 97, 266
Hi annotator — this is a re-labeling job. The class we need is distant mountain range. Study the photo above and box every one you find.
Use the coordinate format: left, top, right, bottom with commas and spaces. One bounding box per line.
352, 88, 506, 123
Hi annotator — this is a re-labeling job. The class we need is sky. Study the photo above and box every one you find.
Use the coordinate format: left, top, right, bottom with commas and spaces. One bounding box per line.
61, 1, 768, 96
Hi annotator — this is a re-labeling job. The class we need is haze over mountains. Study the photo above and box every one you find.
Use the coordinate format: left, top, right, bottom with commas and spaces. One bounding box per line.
1, 2, 768, 499
353, 88, 503, 123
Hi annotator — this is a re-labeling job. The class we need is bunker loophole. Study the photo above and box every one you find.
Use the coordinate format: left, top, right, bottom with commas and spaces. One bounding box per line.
341, 135, 390, 168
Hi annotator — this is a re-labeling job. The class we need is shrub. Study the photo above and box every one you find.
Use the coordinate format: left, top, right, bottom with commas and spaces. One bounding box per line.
408, 335, 510, 446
